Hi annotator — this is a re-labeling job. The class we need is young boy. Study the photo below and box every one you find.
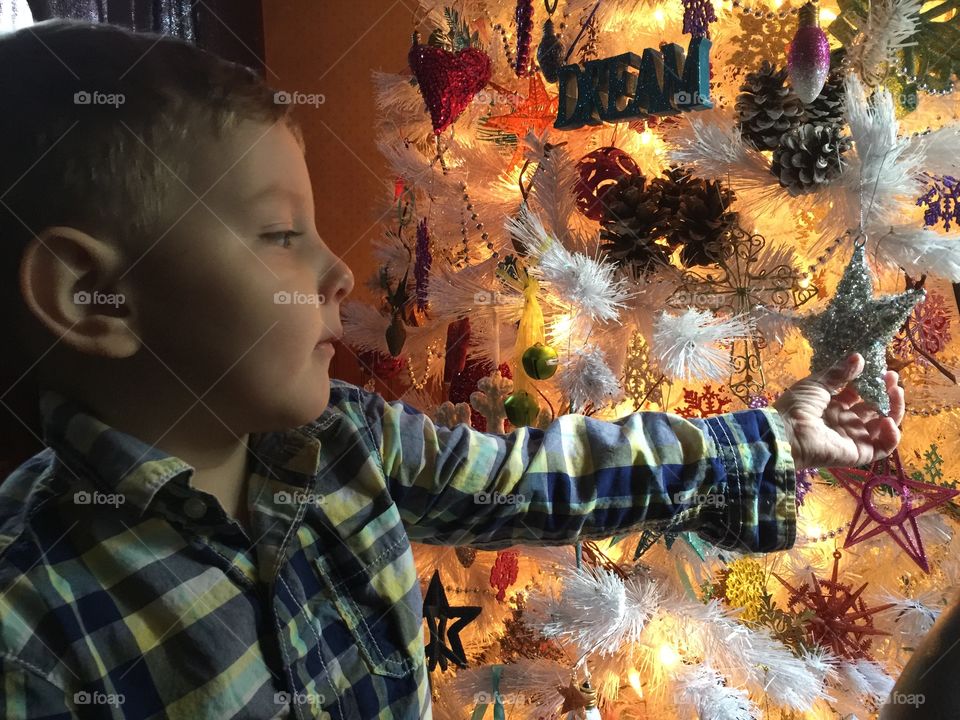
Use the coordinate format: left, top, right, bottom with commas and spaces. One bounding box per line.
0, 19, 905, 720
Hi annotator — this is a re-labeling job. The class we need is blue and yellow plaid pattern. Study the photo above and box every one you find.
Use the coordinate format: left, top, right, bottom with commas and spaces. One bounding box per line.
0, 379, 796, 719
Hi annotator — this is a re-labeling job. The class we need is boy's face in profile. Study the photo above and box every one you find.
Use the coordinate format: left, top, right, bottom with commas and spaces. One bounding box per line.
122, 118, 354, 432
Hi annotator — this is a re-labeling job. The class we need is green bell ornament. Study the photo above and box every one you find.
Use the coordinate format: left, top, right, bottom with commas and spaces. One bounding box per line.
522, 342, 559, 379
504, 390, 540, 427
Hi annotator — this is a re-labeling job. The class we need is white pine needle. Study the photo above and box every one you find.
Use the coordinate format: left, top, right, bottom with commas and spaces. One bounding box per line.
652, 308, 754, 382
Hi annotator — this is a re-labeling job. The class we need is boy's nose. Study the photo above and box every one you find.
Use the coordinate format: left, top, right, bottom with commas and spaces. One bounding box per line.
323, 256, 354, 304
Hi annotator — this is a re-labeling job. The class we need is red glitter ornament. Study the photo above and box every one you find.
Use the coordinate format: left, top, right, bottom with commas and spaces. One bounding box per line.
409, 32, 492, 135
829, 449, 960, 573
443, 317, 472, 383
575, 147, 641, 220
774, 550, 895, 660
357, 348, 407, 381
490, 549, 520, 602
449, 358, 513, 431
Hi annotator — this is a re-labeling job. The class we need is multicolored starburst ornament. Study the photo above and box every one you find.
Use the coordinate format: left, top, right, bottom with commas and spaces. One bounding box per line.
795, 238, 926, 416
829, 449, 960, 572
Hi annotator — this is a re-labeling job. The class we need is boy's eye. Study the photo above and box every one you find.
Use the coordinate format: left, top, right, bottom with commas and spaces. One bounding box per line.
261, 230, 303, 248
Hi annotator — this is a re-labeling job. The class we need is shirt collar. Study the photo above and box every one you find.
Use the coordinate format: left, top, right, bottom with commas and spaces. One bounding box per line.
38, 389, 327, 519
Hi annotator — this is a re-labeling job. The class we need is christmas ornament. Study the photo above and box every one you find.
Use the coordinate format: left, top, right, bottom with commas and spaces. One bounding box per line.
891, 290, 952, 368
455, 545, 477, 568
514, 0, 535, 76
385, 313, 406, 357
801, 66, 847, 128
450, 359, 512, 431
504, 389, 540, 427
674, 384, 734, 418
482, 72, 558, 166
537, 17, 564, 83
795, 239, 926, 416
555, 37, 713, 129
659, 167, 739, 268
357, 349, 406, 381
490, 549, 521, 602
771, 121, 852, 195
383, 267, 410, 356
433, 400, 472, 429
730, 2, 800, 71
667, 225, 818, 401
722, 557, 767, 622
414, 218, 431, 311
787, 2, 831, 104
557, 678, 602, 719
774, 550, 895, 659
574, 146, 641, 221
917, 174, 960, 232
522, 342, 559, 379
408, 31, 492, 135
829, 449, 960, 572
599, 173, 675, 273
471, 369, 516, 434
770, 123, 851, 196
735, 60, 804, 150
443, 317, 471, 383
423, 569, 481, 671
623, 330, 668, 409
682, 0, 718, 38
796, 466, 816, 505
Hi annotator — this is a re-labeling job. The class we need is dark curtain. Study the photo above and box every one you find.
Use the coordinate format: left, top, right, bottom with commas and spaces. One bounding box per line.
24, 0, 265, 73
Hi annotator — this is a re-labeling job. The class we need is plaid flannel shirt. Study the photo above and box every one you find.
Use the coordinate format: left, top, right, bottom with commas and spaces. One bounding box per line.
0, 379, 796, 719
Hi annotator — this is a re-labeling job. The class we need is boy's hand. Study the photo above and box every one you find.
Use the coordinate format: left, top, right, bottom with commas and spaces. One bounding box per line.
773, 352, 904, 470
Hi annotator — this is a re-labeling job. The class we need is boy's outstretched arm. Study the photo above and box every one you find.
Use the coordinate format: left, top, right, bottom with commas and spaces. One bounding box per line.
354, 352, 903, 553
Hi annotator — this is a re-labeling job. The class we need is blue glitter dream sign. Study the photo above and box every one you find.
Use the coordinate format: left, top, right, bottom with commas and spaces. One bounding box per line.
554, 36, 712, 129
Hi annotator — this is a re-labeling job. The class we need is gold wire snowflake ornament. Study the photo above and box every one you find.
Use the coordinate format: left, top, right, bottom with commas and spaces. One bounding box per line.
667, 226, 819, 403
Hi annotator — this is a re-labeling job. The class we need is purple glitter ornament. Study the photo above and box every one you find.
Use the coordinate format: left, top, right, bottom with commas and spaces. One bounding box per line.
682, 0, 717, 39
796, 467, 816, 506
414, 218, 432, 311
787, 2, 830, 105
514, 0, 534, 77
917, 174, 960, 231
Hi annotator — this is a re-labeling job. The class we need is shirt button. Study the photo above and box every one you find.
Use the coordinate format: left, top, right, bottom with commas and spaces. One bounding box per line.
183, 497, 208, 520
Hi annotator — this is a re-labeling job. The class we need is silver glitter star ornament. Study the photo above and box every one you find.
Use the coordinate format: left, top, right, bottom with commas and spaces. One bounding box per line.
796, 241, 925, 416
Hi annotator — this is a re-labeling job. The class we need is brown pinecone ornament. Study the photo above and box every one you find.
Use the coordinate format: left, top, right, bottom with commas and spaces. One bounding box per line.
667, 173, 738, 268
599, 174, 676, 274
771, 123, 852, 196
735, 60, 805, 150
801, 68, 846, 129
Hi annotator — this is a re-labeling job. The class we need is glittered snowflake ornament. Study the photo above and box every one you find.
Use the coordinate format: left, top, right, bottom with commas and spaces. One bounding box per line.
796, 241, 925, 416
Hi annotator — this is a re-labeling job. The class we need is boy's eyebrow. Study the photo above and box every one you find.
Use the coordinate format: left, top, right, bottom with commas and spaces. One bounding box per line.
244, 184, 305, 205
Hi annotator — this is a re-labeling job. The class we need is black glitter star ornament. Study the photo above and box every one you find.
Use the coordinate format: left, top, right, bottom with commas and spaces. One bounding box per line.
422, 569, 481, 671
796, 239, 925, 416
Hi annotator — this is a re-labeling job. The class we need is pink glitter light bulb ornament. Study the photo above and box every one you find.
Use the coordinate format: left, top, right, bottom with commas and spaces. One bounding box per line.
787, 2, 831, 104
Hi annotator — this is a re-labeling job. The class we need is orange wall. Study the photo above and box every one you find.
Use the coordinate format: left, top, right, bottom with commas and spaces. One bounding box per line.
261, 1, 417, 389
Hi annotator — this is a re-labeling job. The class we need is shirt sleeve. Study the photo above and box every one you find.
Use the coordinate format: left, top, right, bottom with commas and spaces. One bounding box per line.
0, 656, 77, 720
355, 386, 797, 553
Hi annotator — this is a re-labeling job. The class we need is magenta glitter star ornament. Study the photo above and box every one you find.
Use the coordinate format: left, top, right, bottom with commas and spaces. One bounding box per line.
787, 2, 830, 104
829, 449, 960, 573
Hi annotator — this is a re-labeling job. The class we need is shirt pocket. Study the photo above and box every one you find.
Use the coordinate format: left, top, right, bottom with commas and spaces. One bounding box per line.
312, 545, 417, 680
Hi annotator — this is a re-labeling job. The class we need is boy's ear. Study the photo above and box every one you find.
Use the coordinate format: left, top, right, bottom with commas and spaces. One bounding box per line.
18, 226, 142, 359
